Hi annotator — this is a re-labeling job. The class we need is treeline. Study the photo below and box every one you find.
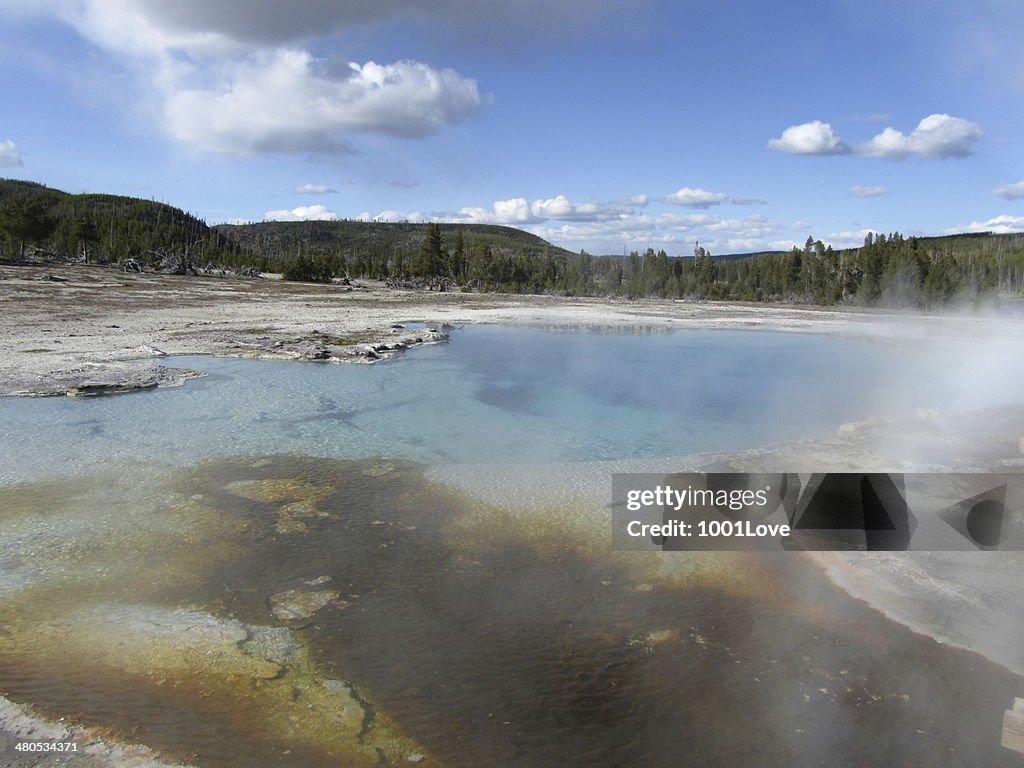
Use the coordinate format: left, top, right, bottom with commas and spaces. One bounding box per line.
0, 179, 255, 270
215, 218, 575, 287
271, 225, 1024, 307
3, 178, 1023, 307
617, 233, 1021, 306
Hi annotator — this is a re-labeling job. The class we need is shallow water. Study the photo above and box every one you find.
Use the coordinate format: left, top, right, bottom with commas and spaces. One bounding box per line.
2, 325, 1023, 766
0, 325, 1006, 484
1, 455, 1021, 767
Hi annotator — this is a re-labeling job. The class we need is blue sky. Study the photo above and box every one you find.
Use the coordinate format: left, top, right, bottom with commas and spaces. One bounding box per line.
2, 0, 1023, 254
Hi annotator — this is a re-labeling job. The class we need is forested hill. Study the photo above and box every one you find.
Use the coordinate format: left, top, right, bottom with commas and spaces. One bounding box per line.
2, 178, 1023, 306
0, 179, 572, 276
0, 178, 249, 267
216, 220, 575, 263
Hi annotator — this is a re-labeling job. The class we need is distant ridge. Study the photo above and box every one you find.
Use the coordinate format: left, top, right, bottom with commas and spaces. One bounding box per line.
1, 178, 1022, 305
0, 178, 247, 265
215, 219, 576, 263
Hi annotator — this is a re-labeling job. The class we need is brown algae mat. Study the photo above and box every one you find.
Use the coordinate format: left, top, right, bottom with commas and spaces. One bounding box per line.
0, 455, 1021, 767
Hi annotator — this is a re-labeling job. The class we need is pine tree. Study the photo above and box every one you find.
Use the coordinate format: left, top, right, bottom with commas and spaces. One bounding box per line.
415, 222, 446, 288
0, 193, 56, 258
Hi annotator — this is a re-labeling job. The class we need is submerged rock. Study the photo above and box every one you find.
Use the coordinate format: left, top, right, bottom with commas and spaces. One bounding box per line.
241, 626, 301, 665
270, 587, 346, 622
223, 478, 334, 533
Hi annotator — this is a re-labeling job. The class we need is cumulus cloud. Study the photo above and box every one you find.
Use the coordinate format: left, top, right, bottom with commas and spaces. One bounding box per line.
16, 2, 485, 155
769, 114, 982, 160
0, 139, 22, 167
993, 181, 1024, 201
491, 197, 535, 223
433, 193, 646, 226
295, 183, 336, 194
856, 114, 981, 159
953, 214, 1024, 234
849, 185, 887, 198
767, 121, 849, 155
532, 194, 637, 221
164, 52, 482, 154
664, 187, 729, 208
264, 204, 338, 221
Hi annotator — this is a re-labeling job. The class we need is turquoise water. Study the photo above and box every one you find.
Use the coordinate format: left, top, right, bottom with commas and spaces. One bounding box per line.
3, 324, 1024, 768
0, 325, 979, 484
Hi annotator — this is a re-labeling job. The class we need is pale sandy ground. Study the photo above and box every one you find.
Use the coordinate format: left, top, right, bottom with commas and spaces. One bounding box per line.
3, 263, 1024, 764
2, 263, 1010, 396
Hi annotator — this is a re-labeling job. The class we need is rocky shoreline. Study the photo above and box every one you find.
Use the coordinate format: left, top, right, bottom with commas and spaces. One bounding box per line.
0, 262, 989, 398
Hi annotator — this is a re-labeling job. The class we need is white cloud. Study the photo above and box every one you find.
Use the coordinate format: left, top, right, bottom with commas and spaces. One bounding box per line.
826, 229, 876, 249
856, 114, 981, 159
769, 114, 982, 160
164, 52, 483, 154
491, 197, 535, 223
529, 194, 636, 222
655, 212, 716, 228
953, 215, 1024, 234
17, 2, 484, 155
0, 139, 22, 167
529, 218, 653, 245
357, 209, 426, 223
438, 193, 646, 226
294, 183, 337, 194
527, 210, 783, 254
529, 194, 574, 220
724, 238, 768, 252
767, 121, 849, 155
993, 181, 1024, 201
664, 187, 729, 208
706, 215, 771, 234
849, 185, 887, 198
731, 197, 767, 206
264, 204, 338, 221
615, 194, 650, 207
